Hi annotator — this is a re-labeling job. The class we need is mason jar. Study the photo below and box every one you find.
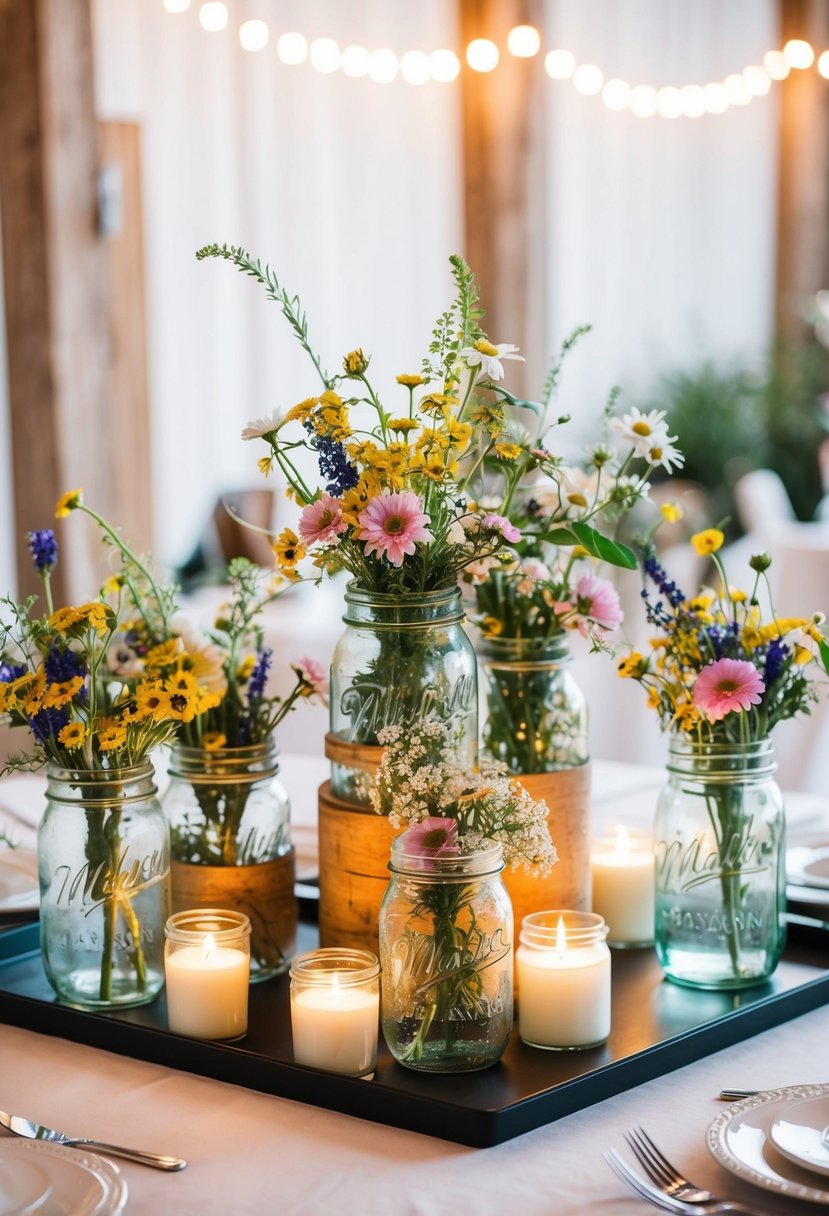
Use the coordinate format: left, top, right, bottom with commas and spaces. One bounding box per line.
328, 584, 477, 806
379, 837, 513, 1072
38, 761, 170, 1009
653, 737, 786, 990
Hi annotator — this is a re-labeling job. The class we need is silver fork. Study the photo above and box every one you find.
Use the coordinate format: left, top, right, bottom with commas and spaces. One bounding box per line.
625, 1126, 716, 1204
603, 1148, 780, 1215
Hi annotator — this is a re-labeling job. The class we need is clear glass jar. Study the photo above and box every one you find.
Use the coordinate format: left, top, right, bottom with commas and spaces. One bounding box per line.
379, 837, 513, 1073
162, 741, 295, 983
164, 742, 290, 867
164, 908, 251, 1040
654, 737, 786, 990
290, 948, 380, 1076
38, 762, 170, 1009
329, 584, 477, 805
477, 636, 587, 773
516, 911, 611, 1050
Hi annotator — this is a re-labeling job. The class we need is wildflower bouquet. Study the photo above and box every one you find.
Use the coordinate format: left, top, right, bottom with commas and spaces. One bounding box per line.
373, 720, 556, 1067
468, 330, 683, 774
0, 491, 224, 1007
168, 556, 328, 867
619, 527, 829, 986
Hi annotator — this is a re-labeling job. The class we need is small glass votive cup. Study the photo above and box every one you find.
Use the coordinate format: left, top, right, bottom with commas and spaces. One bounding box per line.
164, 908, 251, 1041
591, 826, 655, 948
516, 910, 611, 1051
290, 948, 380, 1077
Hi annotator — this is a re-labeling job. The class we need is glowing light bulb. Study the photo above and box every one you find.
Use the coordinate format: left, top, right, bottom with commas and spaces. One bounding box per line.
401, 50, 430, 85
430, 49, 460, 82
743, 65, 771, 95
602, 78, 631, 111
466, 38, 499, 73
277, 32, 308, 65
723, 73, 751, 105
703, 82, 728, 113
656, 85, 682, 118
573, 63, 603, 95
309, 37, 340, 74
198, 2, 228, 32
629, 84, 657, 117
368, 48, 398, 84
163, 0, 191, 13
239, 20, 269, 52
680, 84, 706, 118
764, 50, 790, 80
819, 50, 829, 79
340, 45, 369, 78
545, 48, 575, 79
783, 38, 814, 69
507, 24, 541, 58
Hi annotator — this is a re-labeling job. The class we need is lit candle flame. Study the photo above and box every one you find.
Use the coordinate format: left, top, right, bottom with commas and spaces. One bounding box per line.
331, 972, 341, 1001
555, 915, 567, 955
201, 932, 216, 962
614, 824, 631, 859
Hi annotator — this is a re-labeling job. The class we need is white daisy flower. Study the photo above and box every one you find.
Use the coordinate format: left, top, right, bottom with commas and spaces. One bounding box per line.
644, 437, 684, 473
241, 409, 284, 441
610, 407, 670, 458
458, 339, 525, 382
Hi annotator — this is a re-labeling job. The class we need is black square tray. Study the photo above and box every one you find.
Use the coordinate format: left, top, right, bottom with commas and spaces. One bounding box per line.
1, 915, 828, 1148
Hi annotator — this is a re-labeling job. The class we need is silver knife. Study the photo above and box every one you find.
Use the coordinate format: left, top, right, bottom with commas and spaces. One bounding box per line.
0, 1108, 186, 1170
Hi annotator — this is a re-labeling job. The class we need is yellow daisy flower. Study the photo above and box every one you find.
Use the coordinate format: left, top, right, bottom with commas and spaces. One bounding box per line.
58, 722, 88, 750
101, 574, 125, 597
388, 418, 419, 433
617, 652, 644, 678
272, 528, 306, 569
395, 374, 424, 387
98, 719, 128, 751
660, 502, 683, 523
201, 731, 227, 751
495, 442, 523, 461
135, 681, 171, 722
284, 397, 318, 424
646, 686, 661, 711
145, 639, 181, 670
49, 606, 82, 633
342, 348, 369, 376
690, 528, 725, 556
167, 691, 198, 724
166, 669, 200, 698
480, 615, 503, 638
55, 488, 83, 518
42, 676, 85, 709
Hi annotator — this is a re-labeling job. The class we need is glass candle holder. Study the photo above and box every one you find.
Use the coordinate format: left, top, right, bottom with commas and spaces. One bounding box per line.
591, 825, 655, 948
164, 908, 251, 1041
290, 948, 380, 1076
516, 910, 611, 1050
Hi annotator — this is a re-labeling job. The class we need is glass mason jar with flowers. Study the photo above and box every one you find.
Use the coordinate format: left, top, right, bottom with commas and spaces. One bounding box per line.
161, 558, 327, 980
0, 494, 217, 1007
373, 721, 557, 1072
619, 529, 828, 988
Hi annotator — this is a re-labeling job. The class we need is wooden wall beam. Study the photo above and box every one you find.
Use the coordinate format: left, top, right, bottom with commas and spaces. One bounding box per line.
0, 0, 114, 601
776, 0, 829, 344
459, 0, 547, 394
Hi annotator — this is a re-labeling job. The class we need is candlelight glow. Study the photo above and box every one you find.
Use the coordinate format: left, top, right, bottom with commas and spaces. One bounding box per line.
614, 825, 632, 858
556, 916, 567, 954
202, 932, 216, 961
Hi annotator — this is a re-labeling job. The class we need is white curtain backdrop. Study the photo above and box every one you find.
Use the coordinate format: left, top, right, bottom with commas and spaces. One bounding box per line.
92, 0, 463, 569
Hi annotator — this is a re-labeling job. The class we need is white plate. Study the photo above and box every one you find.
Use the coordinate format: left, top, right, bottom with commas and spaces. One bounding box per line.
788, 843, 829, 891
0, 1140, 127, 1215
0, 849, 39, 913
769, 1095, 829, 1177
708, 1084, 829, 1204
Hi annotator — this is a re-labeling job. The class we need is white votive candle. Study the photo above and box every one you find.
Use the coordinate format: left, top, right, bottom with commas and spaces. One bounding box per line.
591, 826, 655, 947
517, 911, 611, 1050
290, 948, 380, 1076
164, 909, 251, 1040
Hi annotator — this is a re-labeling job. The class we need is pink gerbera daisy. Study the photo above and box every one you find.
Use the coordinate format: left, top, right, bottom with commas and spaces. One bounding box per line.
480, 512, 522, 543
401, 817, 460, 858
693, 658, 765, 721
298, 493, 347, 545
291, 656, 329, 705
575, 574, 624, 634
357, 490, 432, 567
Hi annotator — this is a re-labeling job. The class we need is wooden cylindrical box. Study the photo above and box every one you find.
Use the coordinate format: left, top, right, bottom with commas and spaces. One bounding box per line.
317, 780, 395, 954
171, 849, 297, 980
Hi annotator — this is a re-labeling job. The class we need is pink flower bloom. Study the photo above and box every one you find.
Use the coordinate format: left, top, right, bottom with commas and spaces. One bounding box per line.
693, 658, 765, 721
357, 490, 432, 567
298, 493, 347, 545
481, 513, 522, 543
575, 574, 624, 634
401, 817, 460, 858
291, 656, 329, 705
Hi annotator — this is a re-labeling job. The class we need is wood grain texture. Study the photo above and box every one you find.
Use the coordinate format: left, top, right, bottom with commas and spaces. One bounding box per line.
776, 0, 829, 343
459, 0, 548, 392
318, 780, 396, 953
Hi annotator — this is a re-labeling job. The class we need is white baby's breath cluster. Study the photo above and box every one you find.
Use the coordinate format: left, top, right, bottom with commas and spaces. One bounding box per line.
371, 721, 557, 875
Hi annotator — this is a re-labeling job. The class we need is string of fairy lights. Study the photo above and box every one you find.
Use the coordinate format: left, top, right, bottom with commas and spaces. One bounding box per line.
162, 0, 829, 118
